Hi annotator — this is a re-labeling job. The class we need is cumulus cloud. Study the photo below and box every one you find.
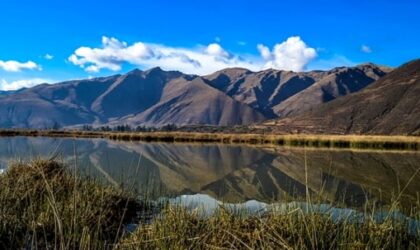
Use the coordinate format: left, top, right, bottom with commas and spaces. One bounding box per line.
0, 60, 41, 72
257, 36, 317, 72
69, 36, 317, 74
361, 45, 372, 53
68, 36, 261, 75
0, 78, 50, 91
257, 44, 272, 61
205, 43, 231, 58
69, 36, 155, 73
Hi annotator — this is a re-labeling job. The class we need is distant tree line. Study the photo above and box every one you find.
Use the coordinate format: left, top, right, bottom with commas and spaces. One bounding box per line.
50, 123, 269, 134
80, 123, 178, 132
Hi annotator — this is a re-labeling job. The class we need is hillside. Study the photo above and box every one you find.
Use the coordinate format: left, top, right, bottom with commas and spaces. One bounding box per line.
265, 59, 420, 135
113, 77, 267, 126
204, 64, 388, 118
0, 63, 390, 129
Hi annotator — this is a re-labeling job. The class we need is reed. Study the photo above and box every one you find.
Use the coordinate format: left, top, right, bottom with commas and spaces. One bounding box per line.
0, 159, 147, 249
0, 159, 418, 249
0, 129, 419, 150
118, 204, 420, 249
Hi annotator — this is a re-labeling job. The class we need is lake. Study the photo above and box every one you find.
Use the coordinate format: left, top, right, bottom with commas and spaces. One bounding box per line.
1, 136, 419, 209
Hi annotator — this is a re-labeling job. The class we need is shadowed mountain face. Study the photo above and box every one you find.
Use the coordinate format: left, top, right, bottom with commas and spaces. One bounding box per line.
0, 63, 390, 128
266, 59, 420, 135
116, 77, 267, 126
272, 64, 389, 117
0, 75, 120, 128
0, 68, 266, 128
91, 68, 184, 121
204, 64, 389, 118
1, 137, 419, 206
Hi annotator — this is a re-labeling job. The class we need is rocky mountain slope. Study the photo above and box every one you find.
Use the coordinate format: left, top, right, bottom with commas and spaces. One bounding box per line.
265, 59, 420, 135
115, 77, 266, 126
0, 62, 392, 129
204, 64, 389, 118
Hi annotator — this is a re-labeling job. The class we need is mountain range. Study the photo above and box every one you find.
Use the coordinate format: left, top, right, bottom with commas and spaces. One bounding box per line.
0, 61, 397, 131
264, 59, 420, 135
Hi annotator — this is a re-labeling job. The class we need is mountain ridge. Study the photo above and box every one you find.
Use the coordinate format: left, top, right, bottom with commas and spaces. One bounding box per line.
0, 62, 397, 129
264, 59, 420, 135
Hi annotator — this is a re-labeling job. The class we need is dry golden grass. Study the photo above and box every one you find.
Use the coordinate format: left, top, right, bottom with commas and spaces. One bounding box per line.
117, 205, 420, 249
0, 159, 419, 249
0, 129, 419, 150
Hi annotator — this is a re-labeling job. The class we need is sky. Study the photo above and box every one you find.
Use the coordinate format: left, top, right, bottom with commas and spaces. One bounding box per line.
0, 0, 419, 90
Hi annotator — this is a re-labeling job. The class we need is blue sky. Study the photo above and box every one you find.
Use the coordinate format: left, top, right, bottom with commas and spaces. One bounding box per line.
0, 0, 419, 90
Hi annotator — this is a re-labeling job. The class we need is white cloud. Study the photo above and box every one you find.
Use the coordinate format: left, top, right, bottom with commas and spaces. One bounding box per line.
237, 41, 247, 46
69, 36, 318, 74
206, 43, 231, 58
257, 36, 317, 72
0, 60, 41, 72
69, 36, 261, 75
44, 54, 54, 60
68, 36, 155, 73
0, 78, 50, 91
361, 45, 372, 53
257, 44, 272, 61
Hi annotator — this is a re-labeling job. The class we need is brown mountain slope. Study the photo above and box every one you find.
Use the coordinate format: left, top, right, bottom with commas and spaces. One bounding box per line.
265, 59, 420, 135
204, 64, 388, 118
273, 64, 389, 117
91, 67, 184, 120
0, 75, 120, 128
204, 68, 320, 117
114, 77, 267, 126
0, 63, 391, 129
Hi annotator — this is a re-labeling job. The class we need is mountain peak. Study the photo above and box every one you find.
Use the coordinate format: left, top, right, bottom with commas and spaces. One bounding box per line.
267, 58, 420, 135
127, 68, 143, 75
144, 66, 163, 74
0, 60, 416, 131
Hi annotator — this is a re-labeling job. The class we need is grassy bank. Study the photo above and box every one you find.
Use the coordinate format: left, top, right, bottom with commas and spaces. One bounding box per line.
0, 159, 148, 249
0, 160, 419, 249
1, 129, 420, 150
119, 206, 419, 249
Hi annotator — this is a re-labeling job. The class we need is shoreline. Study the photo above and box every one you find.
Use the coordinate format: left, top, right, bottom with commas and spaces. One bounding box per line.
1, 159, 418, 248
0, 129, 419, 150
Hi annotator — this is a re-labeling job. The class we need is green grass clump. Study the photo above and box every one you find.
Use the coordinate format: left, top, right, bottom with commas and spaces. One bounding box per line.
119, 206, 419, 249
0, 159, 418, 249
0, 159, 142, 249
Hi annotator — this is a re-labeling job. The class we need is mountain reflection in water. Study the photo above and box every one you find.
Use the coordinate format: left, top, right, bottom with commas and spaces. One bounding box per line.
0, 136, 419, 207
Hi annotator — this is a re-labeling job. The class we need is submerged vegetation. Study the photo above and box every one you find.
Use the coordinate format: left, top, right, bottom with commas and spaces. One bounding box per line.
0, 129, 419, 150
0, 159, 419, 249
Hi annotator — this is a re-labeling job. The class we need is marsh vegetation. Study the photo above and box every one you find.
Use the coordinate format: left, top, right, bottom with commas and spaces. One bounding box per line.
0, 158, 419, 249
1, 129, 419, 150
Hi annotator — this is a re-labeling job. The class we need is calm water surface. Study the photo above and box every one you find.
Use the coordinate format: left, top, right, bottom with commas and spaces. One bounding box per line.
1, 136, 419, 208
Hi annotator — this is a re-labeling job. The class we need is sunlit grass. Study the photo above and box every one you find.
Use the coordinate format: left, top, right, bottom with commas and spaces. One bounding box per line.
118, 203, 419, 249
1, 129, 419, 150
0, 159, 145, 249
0, 159, 419, 249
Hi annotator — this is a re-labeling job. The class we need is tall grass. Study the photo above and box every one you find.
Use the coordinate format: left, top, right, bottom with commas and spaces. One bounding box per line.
1, 129, 419, 150
0, 159, 419, 249
0, 159, 146, 249
117, 204, 419, 249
